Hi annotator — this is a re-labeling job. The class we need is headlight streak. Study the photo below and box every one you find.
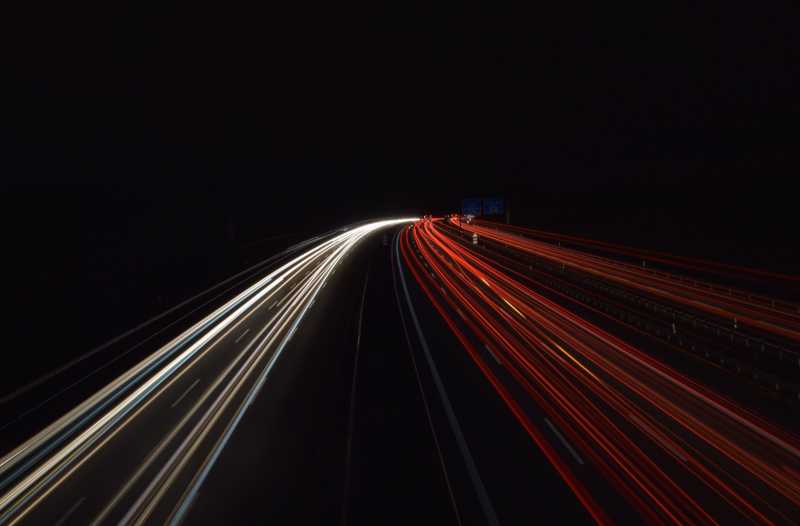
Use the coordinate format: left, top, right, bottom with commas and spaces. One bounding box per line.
166, 230, 365, 526
0, 218, 415, 526
124, 227, 362, 526
0, 274, 290, 523
401, 218, 800, 525
0, 226, 365, 486
88, 298, 292, 526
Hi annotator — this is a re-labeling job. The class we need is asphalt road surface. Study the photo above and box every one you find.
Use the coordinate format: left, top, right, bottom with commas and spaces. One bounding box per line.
398, 217, 800, 525
2, 217, 799, 525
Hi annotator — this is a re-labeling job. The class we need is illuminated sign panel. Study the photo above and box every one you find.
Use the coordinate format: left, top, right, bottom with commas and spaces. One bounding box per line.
483, 197, 504, 215
462, 198, 482, 216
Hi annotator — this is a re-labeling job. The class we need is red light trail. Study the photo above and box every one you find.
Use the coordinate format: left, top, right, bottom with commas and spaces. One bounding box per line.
400, 217, 800, 525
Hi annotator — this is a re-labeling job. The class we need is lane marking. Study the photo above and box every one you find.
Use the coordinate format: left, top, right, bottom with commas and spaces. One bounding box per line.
171, 380, 200, 409
395, 234, 499, 526
0, 271, 291, 523
90, 308, 289, 526
544, 418, 584, 465
167, 272, 332, 524
342, 264, 371, 526
355, 269, 370, 352
234, 329, 250, 344
485, 344, 502, 365
54, 496, 85, 526
165, 221, 416, 526
0, 219, 417, 526
393, 240, 462, 526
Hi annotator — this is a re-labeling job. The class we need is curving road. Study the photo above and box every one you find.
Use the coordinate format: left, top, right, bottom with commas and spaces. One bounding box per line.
399, 217, 800, 525
0, 219, 414, 525
3, 215, 800, 525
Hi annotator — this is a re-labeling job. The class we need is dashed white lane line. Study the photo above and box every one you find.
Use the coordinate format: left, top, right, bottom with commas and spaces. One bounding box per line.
544, 418, 584, 465
171, 379, 200, 409
234, 328, 250, 344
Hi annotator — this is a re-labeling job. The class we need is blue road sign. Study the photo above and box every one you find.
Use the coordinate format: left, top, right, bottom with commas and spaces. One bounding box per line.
462, 198, 482, 216
482, 197, 504, 215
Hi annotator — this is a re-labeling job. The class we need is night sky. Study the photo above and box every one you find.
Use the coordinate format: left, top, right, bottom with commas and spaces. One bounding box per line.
3, 2, 799, 386
7, 2, 799, 159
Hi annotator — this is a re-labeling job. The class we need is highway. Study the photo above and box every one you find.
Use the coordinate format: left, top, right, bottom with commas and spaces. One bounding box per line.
1, 215, 799, 525
400, 217, 800, 525
0, 219, 415, 525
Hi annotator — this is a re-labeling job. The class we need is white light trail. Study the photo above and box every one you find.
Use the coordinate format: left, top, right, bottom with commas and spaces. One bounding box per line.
0, 218, 416, 525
